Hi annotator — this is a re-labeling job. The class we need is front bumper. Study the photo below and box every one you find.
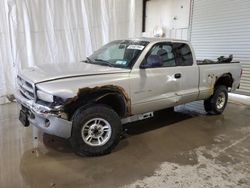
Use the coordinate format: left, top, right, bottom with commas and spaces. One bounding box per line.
15, 90, 72, 139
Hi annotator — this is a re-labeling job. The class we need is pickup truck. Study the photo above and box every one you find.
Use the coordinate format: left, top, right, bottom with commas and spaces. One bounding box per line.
15, 37, 242, 156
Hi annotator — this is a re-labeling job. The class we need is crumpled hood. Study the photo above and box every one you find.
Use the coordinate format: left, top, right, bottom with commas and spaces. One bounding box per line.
20, 62, 131, 83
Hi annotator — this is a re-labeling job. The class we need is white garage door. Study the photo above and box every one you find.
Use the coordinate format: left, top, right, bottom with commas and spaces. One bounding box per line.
190, 0, 250, 95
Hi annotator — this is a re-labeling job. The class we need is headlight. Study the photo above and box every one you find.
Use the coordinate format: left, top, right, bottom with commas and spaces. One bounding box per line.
37, 90, 54, 103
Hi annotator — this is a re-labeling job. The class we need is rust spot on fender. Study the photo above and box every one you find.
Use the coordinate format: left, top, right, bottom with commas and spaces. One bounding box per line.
64, 85, 131, 118
208, 74, 216, 95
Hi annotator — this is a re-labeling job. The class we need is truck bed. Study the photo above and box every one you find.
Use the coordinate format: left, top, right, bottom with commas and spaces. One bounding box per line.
197, 61, 241, 100
197, 60, 240, 65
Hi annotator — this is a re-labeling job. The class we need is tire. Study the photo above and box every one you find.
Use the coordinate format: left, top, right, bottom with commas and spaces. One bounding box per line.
204, 99, 212, 112
70, 104, 122, 156
203, 85, 228, 115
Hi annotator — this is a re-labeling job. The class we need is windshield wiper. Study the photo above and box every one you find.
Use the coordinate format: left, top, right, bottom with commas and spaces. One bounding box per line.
81, 57, 93, 64
94, 59, 114, 67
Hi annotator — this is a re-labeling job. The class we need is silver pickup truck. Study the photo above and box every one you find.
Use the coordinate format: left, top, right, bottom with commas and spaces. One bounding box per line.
15, 37, 242, 156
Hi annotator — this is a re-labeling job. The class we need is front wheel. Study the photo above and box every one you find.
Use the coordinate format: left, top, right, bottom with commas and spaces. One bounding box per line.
204, 85, 228, 115
70, 104, 122, 156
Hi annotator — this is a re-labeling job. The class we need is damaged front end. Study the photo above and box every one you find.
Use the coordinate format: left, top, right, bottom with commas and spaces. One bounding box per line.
15, 74, 130, 139
15, 89, 72, 139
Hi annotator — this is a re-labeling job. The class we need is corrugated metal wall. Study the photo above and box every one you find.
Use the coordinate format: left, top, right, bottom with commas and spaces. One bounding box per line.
190, 0, 250, 95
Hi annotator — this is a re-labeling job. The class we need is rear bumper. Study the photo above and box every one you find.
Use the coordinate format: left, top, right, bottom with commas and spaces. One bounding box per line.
15, 90, 72, 139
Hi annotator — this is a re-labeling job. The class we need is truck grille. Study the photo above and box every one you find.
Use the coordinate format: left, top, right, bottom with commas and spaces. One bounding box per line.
17, 76, 35, 100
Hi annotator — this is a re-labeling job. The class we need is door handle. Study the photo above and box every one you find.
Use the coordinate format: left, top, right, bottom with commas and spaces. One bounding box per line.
174, 73, 181, 79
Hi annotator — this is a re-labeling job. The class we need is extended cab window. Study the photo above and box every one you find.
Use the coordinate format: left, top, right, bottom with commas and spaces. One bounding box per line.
142, 43, 176, 68
172, 43, 193, 66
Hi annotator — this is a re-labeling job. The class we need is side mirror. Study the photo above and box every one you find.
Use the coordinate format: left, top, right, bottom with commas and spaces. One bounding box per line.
139, 62, 149, 69
140, 55, 162, 69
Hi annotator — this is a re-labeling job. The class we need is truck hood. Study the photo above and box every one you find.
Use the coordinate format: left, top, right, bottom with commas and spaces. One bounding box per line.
20, 62, 131, 84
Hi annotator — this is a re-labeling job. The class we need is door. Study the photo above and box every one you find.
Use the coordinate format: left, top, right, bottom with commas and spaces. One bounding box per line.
130, 42, 182, 114
171, 42, 199, 103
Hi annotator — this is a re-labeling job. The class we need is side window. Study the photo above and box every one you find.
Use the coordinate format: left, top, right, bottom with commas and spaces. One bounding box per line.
143, 43, 176, 68
172, 43, 193, 66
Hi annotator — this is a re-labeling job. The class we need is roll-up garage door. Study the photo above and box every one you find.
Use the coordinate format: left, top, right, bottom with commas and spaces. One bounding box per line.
190, 0, 250, 95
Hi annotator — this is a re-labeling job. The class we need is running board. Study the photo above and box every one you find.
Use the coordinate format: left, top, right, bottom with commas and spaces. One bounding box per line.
121, 112, 154, 124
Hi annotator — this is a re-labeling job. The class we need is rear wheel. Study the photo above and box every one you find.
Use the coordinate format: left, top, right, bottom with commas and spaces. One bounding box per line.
204, 85, 228, 115
70, 104, 122, 156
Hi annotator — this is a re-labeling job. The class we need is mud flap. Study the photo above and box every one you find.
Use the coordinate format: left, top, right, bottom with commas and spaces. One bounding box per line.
19, 110, 30, 127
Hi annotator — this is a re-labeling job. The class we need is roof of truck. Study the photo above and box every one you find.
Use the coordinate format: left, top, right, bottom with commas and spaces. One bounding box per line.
129, 37, 189, 43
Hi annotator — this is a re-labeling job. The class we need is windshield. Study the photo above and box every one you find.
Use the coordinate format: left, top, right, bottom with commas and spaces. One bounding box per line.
87, 40, 149, 69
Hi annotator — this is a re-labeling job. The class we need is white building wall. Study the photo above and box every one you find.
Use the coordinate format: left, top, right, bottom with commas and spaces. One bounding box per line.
145, 0, 191, 40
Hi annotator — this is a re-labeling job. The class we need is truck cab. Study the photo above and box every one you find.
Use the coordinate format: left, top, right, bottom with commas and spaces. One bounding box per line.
129, 39, 200, 114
